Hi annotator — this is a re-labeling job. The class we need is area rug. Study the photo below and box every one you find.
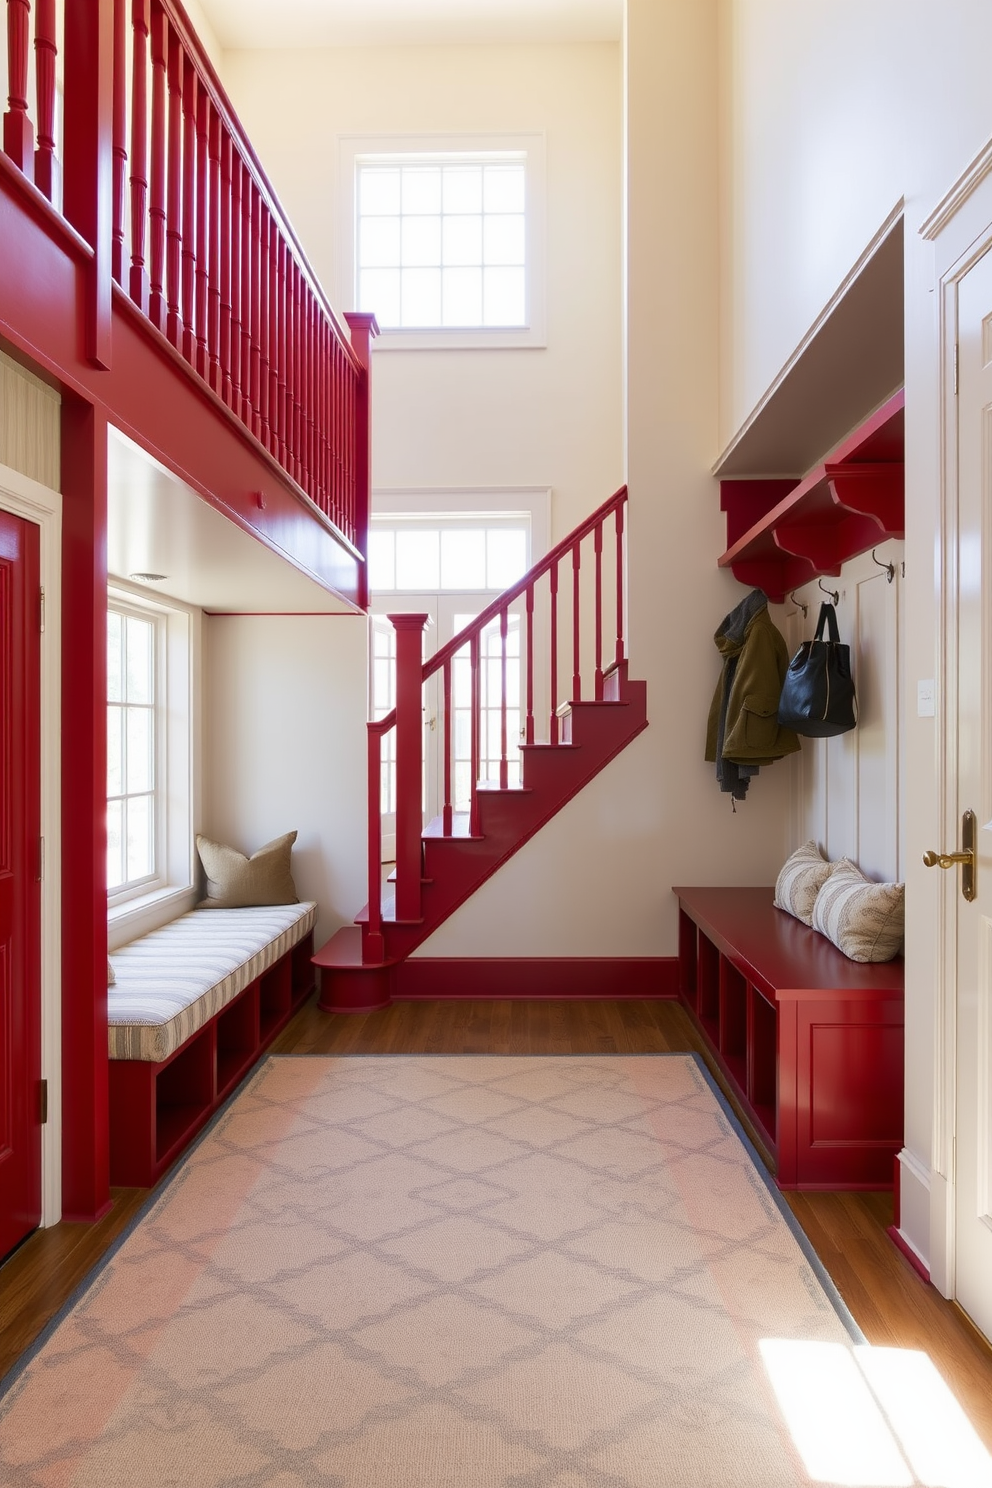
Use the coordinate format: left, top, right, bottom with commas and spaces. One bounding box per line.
0, 1055, 863, 1487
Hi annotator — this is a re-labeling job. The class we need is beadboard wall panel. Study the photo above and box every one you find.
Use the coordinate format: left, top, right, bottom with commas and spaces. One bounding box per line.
786, 543, 903, 885
0, 351, 60, 491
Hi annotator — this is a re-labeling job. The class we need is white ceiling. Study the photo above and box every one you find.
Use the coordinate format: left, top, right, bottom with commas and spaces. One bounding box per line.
107, 428, 353, 614
198, 0, 622, 51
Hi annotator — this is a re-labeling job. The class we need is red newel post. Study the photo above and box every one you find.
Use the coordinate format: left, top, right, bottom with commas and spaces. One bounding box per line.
4, 0, 34, 177
344, 310, 379, 602
62, 0, 113, 367
364, 725, 386, 965
34, 0, 58, 200
389, 612, 429, 925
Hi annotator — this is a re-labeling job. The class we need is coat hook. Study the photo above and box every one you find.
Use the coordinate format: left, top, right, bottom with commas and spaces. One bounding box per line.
817, 578, 840, 604
788, 590, 808, 619
871, 547, 895, 583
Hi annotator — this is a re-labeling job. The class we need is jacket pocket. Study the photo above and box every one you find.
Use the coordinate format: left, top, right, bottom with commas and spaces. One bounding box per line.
742, 694, 780, 754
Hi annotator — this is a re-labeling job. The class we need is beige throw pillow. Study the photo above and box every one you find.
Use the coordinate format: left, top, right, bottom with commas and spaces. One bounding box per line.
811, 858, 904, 963
197, 831, 299, 908
774, 841, 837, 926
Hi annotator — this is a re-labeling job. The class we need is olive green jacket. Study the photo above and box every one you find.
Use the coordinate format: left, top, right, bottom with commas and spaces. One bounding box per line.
705, 596, 800, 767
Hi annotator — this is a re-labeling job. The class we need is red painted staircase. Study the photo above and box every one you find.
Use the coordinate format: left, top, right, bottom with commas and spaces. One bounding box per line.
314, 487, 648, 1010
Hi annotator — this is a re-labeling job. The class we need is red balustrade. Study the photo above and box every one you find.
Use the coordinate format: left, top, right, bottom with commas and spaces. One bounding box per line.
364, 487, 628, 965
0, 0, 371, 554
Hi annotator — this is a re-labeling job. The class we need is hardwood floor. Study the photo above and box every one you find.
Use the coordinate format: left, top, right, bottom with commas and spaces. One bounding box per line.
3, 995, 992, 1456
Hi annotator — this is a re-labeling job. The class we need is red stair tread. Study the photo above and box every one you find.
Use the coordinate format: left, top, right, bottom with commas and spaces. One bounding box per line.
312, 925, 365, 968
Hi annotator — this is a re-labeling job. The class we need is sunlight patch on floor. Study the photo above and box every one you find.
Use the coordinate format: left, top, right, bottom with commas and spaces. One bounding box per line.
760, 1339, 992, 1488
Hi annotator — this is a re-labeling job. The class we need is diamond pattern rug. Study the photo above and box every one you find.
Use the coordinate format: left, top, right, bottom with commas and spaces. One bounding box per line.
0, 1055, 860, 1486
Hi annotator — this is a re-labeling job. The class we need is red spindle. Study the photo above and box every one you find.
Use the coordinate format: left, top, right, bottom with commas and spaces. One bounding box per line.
571, 541, 582, 701
165, 25, 183, 346
391, 613, 429, 925
470, 633, 481, 838
615, 500, 625, 667
276, 235, 288, 465
111, 0, 127, 283
284, 256, 296, 475
194, 83, 209, 377
5, 0, 33, 176
293, 261, 304, 481
127, 0, 150, 309
239, 160, 252, 422
33, 0, 57, 200
594, 521, 604, 700
147, 1, 167, 330
306, 293, 316, 492
229, 153, 242, 408
499, 608, 509, 790
249, 182, 261, 435
207, 103, 221, 391
219, 128, 232, 402
365, 724, 385, 965
267, 214, 279, 454
549, 560, 559, 744
180, 49, 197, 363
442, 660, 453, 836
258, 202, 270, 446
525, 584, 535, 745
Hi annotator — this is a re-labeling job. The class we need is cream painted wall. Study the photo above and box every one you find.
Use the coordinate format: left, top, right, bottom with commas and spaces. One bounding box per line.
201, 615, 369, 947
719, 0, 992, 1281
217, 42, 623, 543
416, 0, 795, 958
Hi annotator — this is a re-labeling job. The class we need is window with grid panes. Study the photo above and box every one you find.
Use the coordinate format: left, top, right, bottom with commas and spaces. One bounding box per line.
107, 605, 159, 895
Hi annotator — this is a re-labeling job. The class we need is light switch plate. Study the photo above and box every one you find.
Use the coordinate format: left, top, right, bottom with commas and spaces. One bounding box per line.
917, 679, 935, 717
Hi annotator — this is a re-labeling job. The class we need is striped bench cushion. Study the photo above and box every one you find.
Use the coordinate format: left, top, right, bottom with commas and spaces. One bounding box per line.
108, 902, 317, 1062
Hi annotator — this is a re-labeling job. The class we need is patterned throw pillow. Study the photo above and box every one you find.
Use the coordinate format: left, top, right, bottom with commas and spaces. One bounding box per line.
811, 858, 904, 962
774, 841, 837, 926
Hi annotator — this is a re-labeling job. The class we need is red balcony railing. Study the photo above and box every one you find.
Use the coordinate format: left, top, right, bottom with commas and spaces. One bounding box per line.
365, 486, 628, 963
0, 0, 370, 558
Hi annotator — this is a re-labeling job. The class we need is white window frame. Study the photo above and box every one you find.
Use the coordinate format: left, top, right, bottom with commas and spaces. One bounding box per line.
339, 133, 547, 351
107, 581, 197, 945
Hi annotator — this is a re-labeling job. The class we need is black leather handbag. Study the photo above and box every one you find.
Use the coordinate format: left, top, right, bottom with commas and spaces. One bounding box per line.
777, 601, 857, 737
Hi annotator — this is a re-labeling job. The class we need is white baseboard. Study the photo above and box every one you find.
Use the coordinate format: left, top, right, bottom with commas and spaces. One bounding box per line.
896, 1147, 932, 1277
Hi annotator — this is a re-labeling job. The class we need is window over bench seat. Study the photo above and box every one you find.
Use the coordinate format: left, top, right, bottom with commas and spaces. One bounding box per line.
108, 902, 317, 1187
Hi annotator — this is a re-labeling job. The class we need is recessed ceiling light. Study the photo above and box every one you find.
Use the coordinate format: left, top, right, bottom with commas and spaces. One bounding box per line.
129, 572, 168, 582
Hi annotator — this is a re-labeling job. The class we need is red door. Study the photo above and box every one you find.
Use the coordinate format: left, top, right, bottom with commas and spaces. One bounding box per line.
0, 509, 41, 1259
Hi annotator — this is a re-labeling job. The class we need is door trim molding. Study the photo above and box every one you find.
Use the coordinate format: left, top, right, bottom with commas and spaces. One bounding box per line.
0, 465, 62, 1228
926, 141, 992, 1297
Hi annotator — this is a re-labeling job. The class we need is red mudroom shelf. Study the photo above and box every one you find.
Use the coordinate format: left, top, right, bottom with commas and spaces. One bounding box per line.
718, 390, 904, 602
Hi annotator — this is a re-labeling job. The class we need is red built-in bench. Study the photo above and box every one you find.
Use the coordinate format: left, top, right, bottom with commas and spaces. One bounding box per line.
675, 886, 904, 1190
108, 903, 317, 1187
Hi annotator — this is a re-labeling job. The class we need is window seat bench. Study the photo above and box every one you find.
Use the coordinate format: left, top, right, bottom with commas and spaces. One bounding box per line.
675, 886, 904, 1190
107, 901, 317, 1186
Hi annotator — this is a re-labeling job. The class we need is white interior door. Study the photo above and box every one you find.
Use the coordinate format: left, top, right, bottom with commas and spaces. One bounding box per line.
952, 241, 992, 1342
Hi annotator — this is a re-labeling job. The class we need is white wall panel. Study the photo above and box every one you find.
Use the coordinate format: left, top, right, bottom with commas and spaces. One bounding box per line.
790, 547, 902, 883
0, 350, 59, 491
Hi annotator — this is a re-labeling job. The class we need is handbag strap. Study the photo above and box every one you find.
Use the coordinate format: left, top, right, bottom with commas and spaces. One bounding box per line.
814, 601, 841, 643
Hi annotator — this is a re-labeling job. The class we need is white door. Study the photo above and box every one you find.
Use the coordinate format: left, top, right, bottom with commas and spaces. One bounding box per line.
952, 242, 992, 1341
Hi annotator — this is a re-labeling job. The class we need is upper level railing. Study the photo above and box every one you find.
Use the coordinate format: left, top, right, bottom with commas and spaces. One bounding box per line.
364, 486, 628, 964
1, 0, 370, 558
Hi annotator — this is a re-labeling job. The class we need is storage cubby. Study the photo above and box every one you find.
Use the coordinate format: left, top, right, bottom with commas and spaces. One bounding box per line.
674, 886, 904, 1189
719, 960, 747, 1091
259, 957, 292, 1041
155, 1029, 215, 1163
678, 911, 697, 1008
697, 933, 720, 1042
748, 986, 778, 1143
291, 931, 316, 1003
217, 981, 261, 1098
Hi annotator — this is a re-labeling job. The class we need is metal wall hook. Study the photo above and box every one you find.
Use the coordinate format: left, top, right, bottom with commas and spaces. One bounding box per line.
817, 578, 840, 604
871, 547, 895, 583
788, 590, 808, 619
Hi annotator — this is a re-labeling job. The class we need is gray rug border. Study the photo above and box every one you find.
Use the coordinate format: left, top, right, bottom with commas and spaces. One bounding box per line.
0, 1048, 864, 1403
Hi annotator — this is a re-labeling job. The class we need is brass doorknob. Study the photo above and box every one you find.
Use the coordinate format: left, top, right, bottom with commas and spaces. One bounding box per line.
923, 810, 977, 901
923, 849, 972, 869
